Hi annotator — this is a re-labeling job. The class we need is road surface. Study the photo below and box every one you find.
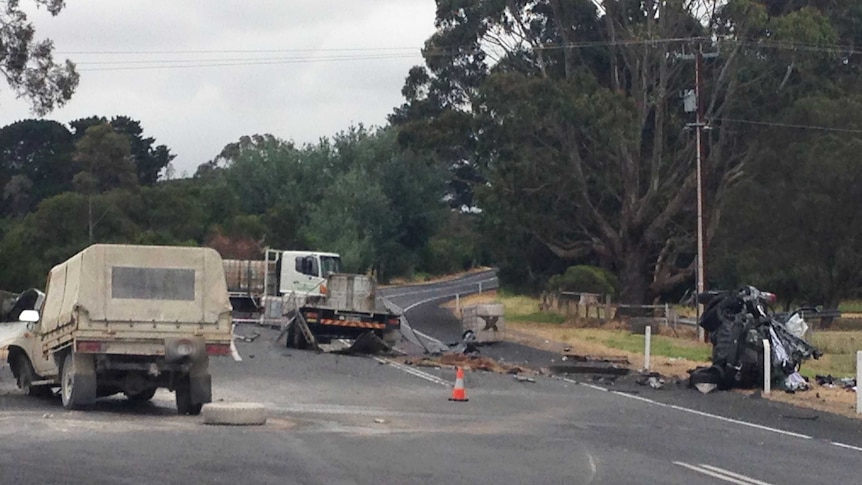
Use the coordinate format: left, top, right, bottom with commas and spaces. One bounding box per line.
0, 271, 860, 484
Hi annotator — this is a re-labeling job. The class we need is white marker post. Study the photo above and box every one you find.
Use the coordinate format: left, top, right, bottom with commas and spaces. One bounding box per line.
644, 326, 652, 371
455, 294, 461, 316
763, 339, 771, 394
478, 282, 483, 294
857, 351, 862, 414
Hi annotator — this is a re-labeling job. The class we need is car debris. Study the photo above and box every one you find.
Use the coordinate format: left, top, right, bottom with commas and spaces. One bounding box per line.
815, 375, 857, 391
689, 286, 822, 393
635, 372, 666, 390
514, 375, 536, 383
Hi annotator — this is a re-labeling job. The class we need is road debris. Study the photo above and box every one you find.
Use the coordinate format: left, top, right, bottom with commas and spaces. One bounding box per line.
202, 402, 267, 426
815, 375, 857, 391
635, 372, 667, 390
514, 375, 536, 383
373, 418, 387, 424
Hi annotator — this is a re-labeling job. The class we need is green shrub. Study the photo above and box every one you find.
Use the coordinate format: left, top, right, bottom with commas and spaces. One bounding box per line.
547, 265, 619, 296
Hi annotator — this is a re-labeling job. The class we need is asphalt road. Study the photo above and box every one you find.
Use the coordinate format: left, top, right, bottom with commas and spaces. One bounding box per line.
0, 272, 860, 484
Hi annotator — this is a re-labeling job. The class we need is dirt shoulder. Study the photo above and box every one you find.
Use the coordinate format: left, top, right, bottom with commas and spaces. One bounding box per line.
446, 293, 861, 420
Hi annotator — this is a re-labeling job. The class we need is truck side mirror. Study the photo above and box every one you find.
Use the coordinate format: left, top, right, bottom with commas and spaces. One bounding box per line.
19, 309, 40, 323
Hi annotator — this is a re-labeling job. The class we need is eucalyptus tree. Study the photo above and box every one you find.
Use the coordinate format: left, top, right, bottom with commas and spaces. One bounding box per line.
393, 0, 846, 302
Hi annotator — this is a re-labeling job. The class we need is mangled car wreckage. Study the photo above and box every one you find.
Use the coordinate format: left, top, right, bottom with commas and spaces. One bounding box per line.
690, 286, 822, 392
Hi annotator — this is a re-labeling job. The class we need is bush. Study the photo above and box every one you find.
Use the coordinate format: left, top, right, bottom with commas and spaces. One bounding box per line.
547, 265, 618, 296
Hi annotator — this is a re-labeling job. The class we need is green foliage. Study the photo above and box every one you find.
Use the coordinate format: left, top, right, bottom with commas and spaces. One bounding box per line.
0, 1, 78, 115
547, 266, 619, 297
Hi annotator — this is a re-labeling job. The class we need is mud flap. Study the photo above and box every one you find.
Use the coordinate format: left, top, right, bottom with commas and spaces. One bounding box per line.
190, 374, 212, 405
348, 331, 390, 354
74, 374, 98, 406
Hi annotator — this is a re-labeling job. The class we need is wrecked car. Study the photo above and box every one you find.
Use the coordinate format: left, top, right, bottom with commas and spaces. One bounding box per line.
690, 286, 822, 392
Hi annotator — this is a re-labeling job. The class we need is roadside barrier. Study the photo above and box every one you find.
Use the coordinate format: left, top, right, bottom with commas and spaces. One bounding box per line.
449, 367, 469, 402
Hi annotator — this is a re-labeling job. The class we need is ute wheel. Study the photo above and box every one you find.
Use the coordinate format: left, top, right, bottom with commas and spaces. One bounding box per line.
202, 402, 267, 426
60, 352, 96, 410
175, 375, 202, 416
126, 388, 157, 403
16, 354, 52, 398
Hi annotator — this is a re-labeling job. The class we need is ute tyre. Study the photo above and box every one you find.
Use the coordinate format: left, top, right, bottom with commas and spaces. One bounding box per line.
17, 354, 52, 398
202, 402, 267, 426
60, 352, 96, 410
175, 375, 202, 416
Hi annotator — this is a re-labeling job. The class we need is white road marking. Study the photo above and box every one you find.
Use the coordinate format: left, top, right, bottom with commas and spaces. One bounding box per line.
832, 442, 862, 453
585, 452, 597, 484
561, 377, 812, 440
374, 357, 451, 387
699, 464, 773, 485
674, 462, 772, 485
608, 390, 812, 439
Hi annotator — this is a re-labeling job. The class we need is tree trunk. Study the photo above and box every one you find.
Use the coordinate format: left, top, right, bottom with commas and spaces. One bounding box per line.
617, 245, 649, 305
88, 193, 93, 244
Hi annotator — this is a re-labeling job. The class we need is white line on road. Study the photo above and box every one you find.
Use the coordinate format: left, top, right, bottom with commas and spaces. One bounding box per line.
608, 390, 813, 439
559, 377, 813, 440
674, 462, 772, 485
374, 357, 451, 387
832, 442, 862, 453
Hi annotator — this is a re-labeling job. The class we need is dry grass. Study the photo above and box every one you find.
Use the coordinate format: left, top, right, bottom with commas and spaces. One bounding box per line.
446, 291, 862, 419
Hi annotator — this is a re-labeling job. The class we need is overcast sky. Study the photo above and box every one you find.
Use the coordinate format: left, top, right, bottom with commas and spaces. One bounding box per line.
0, 1, 437, 176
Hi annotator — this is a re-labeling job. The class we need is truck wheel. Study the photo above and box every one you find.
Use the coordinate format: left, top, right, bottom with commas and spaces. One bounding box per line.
285, 325, 296, 348
175, 375, 202, 416
60, 352, 97, 410
16, 354, 52, 398
126, 388, 157, 403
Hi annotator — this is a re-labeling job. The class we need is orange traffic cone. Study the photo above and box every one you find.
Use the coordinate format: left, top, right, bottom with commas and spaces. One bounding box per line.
449, 367, 469, 402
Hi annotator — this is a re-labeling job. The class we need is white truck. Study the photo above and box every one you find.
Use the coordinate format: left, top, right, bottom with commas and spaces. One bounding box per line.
0, 244, 234, 415
223, 249, 400, 349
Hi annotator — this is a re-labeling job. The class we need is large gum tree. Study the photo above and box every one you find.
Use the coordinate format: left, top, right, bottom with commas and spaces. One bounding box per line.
392, 0, 840, 303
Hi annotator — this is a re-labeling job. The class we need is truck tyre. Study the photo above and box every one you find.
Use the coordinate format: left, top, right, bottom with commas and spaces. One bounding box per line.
285, 325, 296, 348
175, 375, 203, 416
126, 388, 157, 403
60, 352, 97, 410
16, 354, 52, 398
202, 402, 267, 426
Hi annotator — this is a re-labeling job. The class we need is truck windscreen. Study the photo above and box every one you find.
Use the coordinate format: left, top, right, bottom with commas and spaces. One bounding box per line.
320, 256, 342, 277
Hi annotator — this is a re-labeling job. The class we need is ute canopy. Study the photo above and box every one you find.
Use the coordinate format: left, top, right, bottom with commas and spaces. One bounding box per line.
40, 244, 231, 332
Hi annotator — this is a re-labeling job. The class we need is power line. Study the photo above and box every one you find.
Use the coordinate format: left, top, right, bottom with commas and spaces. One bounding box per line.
76, 53, 420, 72
59, 46, 420, 56
714, 117, 862, 134
62, 35, 862, 73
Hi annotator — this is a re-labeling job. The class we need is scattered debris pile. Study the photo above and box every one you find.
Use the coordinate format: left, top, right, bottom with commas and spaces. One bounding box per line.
815, 375, 857, 392
399, 354, 529, 375
689, 286, 822, 394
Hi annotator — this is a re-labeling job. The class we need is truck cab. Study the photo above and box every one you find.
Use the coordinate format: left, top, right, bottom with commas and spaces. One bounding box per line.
277, 250, 343, 298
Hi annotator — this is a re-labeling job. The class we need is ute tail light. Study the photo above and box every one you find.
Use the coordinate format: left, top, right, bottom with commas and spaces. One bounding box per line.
76, 341, 103, 353
387, 318, 400, 326
206, 343, 232, 356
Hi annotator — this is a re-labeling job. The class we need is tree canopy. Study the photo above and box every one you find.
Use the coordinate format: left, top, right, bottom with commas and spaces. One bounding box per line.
0, 0, 78, 115
392, 0, 862, 304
